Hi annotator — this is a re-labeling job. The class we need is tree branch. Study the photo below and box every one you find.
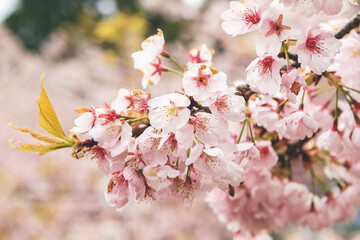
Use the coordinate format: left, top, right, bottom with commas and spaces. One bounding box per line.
278, 52, 298, 63
335, 11, 360, 39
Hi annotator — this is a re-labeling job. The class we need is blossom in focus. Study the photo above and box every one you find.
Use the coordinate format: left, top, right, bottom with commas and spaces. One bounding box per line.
182, 63, 227, 105
221, 0, 272, 36
190, 112, 230, 146
186, 144, 243, 190
246, 55, 283, 95
280, 68, 308, 104
209, 91, 246, 122
297, 28, 341, 75
256, 14, 292, 55
148, 93, 191, 133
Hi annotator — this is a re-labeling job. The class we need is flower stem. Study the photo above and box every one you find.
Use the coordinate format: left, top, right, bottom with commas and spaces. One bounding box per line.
247, 119, 255, 144
120, 115, 135, 120
164, 67, 184, 77
342, 85, 360, 94
168, 56, 184, 72
278, 99, 288, 112
284, 48, 290, 66
237, 120, 247, 144
334, 88, 339, 124
127, 117, 148, 124
340, 87, 360, 124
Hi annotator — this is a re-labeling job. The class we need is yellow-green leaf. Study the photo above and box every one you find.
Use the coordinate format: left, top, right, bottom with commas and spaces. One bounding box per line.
9, 123, 65, 145
9, 139, 71, 155
37, 73, 67, 140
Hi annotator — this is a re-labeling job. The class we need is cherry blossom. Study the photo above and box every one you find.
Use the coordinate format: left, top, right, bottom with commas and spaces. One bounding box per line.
313, 0, 344, 15
182, 63, 227, 104
280, 68, 308, 103
132, 29, 166, 88
246, 55, 283, 95
10, 4, 360, 239
209, 91, 246, 122
279, 0, 316, 17
148, 93, 191, 133
317, 129, 344, 155
221, 0, 272, 36
190, 112, 231, 146
105, 170, 130, 210
276, 110, 319, 140
297, 28, 341, 75
189, 44, 214, 64
257, 14, 293, 55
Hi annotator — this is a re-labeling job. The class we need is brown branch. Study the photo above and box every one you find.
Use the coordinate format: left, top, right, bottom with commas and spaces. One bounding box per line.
188, 97, 211, 115
278, 52, 298, 63
335, 11, 360, 39
235, 84, 255, 102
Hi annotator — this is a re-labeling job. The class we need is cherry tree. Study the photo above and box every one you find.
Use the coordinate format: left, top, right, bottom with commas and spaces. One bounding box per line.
10, 1, 360, 239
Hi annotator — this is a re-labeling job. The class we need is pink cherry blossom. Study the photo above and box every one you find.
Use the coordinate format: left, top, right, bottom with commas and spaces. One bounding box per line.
332, 30, 360, 101
235, 142, 261, 172
250, 99, 280, 132
186, 143, 244, 191
190, 112, 230, 146
188, 44, 214, 64
279, 0, 316, 17
183, 63, 227, 105
246, 55, 283, 95
132, 28, 165, 63
352, 127, 360, 149
142, 165, 179, 201
132, 29, 166, 88
276, 110, 319, 140
105, 171, 130, 210
221, 0, 272, 36
313, 0, 344, 15
257, 14, 292, 55
89, 119, 132, 157
71, 110, 96, 134
148, 93, 191, 133
91, 145, 111, 174
280, 68, 308, 103
256, 141, 278, 169
297, 28, 341, 75
209, 91, 246, 122
110, 88, 132, 114
317, 129, 344, 155
137, 126, 193, 167
135, 56, 165, 89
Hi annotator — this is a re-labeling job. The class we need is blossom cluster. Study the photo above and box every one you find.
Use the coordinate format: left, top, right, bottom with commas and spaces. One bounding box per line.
11, 1, 360, 239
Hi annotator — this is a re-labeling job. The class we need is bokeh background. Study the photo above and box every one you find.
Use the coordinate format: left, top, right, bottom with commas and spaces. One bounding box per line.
1, 0, 360, 239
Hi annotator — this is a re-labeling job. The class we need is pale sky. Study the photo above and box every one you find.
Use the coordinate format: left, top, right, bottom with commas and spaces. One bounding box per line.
0, 0, 19, 22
